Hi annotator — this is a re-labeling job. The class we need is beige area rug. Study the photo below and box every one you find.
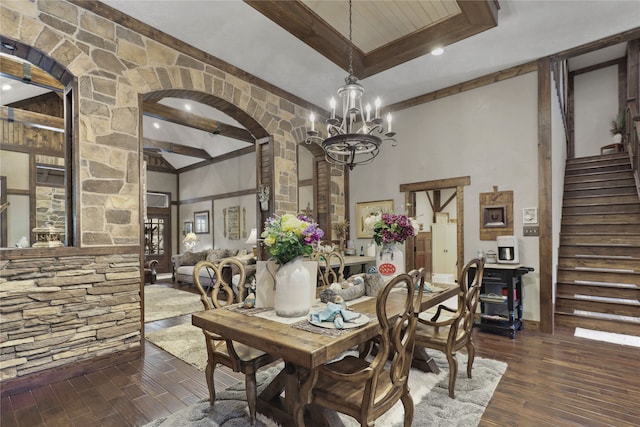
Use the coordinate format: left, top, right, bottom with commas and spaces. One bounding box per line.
574, 327, 640, 348
143, 346, 506, 427
146, 323, 207, 370
145, 323, 507, 427
144, 285, 203, 323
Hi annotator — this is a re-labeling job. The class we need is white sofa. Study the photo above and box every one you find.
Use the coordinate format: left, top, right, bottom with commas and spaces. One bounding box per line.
171, 249, 256, 287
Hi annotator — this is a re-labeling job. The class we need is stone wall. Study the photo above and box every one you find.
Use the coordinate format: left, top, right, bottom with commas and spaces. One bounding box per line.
0, 0, 345, 384
0, 253, 140, 381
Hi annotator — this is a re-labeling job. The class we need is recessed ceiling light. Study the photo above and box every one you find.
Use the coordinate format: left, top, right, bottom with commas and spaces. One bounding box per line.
1, 83, 11, 91
184, 103, 192, 111
153, 122, 160, 129
431, 47, 444, 56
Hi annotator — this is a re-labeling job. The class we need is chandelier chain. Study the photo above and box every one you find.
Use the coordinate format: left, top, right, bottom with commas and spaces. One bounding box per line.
348, 0, 353, 76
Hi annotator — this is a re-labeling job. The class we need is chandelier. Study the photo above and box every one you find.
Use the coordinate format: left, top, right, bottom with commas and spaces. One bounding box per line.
305, 0, 397, 170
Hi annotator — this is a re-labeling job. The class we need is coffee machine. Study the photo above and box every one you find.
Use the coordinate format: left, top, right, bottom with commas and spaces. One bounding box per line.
497, 235, 519, 264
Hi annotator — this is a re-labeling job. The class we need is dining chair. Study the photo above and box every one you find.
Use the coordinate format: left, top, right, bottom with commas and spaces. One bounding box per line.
299, 269, 424, 427
192, 258, 279, 425
314, 250, 346, 288
413, 258, 484, 398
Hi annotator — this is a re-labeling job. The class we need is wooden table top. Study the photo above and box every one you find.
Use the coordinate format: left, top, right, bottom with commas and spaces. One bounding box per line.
191, 283, 458, 369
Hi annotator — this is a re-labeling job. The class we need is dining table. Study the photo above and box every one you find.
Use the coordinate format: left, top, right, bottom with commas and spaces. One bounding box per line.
192, 281, 458, 426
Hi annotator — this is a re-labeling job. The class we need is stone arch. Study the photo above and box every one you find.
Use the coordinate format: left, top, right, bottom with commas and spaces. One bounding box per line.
141, 89, 269, 140
0, 37, 74, 87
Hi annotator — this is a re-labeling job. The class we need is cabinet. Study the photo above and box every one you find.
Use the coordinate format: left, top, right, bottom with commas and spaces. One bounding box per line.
431, 223, 456, 276
472, 264, 533, 339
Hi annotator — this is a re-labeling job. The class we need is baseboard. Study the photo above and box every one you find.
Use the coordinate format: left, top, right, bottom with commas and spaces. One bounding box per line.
0, 346, 141, 397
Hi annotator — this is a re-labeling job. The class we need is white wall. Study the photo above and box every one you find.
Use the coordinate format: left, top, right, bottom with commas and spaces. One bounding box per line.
349, 72, 541, 321
574, 65, 619, 157
177, 151, 257, 253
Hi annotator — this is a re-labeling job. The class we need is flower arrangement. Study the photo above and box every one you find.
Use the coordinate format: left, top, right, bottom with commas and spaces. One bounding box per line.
365, 213, 415, 245
261, 214, 324, 265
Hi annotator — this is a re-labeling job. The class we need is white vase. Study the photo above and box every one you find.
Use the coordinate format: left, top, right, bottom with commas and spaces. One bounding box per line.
613, 133, 622, 144
274, 257, 311, 317
376, 243, 404, 280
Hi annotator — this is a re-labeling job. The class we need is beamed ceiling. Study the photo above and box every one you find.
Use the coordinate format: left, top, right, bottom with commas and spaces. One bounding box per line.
2, 0, 639, 171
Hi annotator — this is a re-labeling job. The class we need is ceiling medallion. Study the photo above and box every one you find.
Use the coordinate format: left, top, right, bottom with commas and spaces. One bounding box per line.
304, 0, 396, 170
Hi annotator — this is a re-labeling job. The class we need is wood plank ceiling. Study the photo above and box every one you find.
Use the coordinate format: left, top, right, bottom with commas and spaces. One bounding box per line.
246, 0, 499, 78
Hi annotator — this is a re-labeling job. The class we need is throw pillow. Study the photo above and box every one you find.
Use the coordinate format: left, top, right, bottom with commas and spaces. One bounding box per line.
207, 249, 227, 261
180, 250, 208, 266
224, 248, 239, 257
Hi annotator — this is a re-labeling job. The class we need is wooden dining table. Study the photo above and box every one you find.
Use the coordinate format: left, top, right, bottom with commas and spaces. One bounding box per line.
192, 282, 458, 426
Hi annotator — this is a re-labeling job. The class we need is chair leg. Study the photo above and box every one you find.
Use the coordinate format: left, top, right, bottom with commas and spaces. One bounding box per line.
466, 339, 476, 379
205, 359, 216, 405
244, 370, 258, 426
446, 351, 458, 399
400, 388, 414, 427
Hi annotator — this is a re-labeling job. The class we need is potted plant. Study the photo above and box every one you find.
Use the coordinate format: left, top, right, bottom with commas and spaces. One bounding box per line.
610, 111, 626, 144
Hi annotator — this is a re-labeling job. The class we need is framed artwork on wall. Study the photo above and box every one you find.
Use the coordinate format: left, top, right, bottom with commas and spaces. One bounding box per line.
355, 200, 394, 238
183, 221, 193, 235
194, 211, 209, 234
224, 205, 240, 240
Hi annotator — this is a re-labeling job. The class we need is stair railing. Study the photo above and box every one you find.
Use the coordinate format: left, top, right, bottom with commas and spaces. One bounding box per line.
625, 103, 640, 198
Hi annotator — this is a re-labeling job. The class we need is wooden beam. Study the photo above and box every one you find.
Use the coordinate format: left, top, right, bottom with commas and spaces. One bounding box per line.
177, 145, 256, 174
0, 55, 64, 92
142, 101, 254, 143
0, 106, 64, 131
143, 137, 210, 159
537, 57, 554, 334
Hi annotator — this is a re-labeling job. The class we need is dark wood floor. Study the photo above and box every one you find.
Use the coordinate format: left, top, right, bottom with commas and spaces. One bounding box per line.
2, 280, 639, 426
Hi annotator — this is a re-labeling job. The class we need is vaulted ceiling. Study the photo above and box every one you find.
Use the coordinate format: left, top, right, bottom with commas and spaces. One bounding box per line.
2, 1, 639, 171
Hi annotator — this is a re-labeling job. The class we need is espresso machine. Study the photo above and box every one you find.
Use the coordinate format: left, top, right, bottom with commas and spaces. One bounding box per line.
497, 235, 519, 264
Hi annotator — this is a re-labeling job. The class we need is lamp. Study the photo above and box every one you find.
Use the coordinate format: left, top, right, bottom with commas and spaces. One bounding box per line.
305, 0, 396, 170
183, 232, 198, 252
245, 228, 258, 256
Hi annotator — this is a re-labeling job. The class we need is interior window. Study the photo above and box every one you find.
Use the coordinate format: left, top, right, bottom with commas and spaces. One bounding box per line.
0, 50, 70, 248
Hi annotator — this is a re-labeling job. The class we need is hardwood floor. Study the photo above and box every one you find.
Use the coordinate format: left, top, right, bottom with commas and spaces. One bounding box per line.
2, 282, 639, 426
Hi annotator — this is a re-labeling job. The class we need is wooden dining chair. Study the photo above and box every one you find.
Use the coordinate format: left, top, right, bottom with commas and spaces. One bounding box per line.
413, 258, 484, 398
298, 269, 424, 427
314, 250, 346, 288
192, 258, 279, 425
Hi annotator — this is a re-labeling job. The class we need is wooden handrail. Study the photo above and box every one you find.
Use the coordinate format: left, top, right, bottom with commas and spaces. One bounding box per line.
625, 103, 640, 198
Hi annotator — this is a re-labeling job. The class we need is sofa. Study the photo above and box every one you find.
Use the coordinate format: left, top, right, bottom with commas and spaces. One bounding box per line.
171, 248, 257, 287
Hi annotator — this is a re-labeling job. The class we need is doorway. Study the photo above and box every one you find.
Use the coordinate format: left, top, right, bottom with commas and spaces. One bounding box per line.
400, 176, 470, 281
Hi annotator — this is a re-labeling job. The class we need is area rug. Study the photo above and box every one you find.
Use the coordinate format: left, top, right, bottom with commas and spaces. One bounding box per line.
146, 323, 207, 370
143, 346, 507, 427
144, 285, 202, 322
574, 327, 640, 348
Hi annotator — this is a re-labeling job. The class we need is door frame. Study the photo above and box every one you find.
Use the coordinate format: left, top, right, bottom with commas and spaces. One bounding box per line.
400, 176, 470, 279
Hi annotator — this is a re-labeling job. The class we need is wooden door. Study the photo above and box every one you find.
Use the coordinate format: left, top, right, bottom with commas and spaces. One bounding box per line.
144, 211, 171, 273
413, 231, 432, 275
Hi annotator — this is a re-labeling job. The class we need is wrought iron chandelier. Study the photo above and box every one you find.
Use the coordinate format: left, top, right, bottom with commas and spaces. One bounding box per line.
305, 0, 397, 170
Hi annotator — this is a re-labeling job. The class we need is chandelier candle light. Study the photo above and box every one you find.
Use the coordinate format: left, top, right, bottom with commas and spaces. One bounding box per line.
305, 0, 397, 170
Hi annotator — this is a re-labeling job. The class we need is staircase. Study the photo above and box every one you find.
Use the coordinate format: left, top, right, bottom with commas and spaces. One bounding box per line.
555, 152, 640, 336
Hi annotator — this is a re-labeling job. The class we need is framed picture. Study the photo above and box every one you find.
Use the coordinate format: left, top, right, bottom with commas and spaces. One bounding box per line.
183, 221, 193, 235
523, 207, 538, 224
435, 212, 449, 223
224, 205, 240, 240
355, 200, 394, 238
194, 211, 210, 234
482, 206, 506, 228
